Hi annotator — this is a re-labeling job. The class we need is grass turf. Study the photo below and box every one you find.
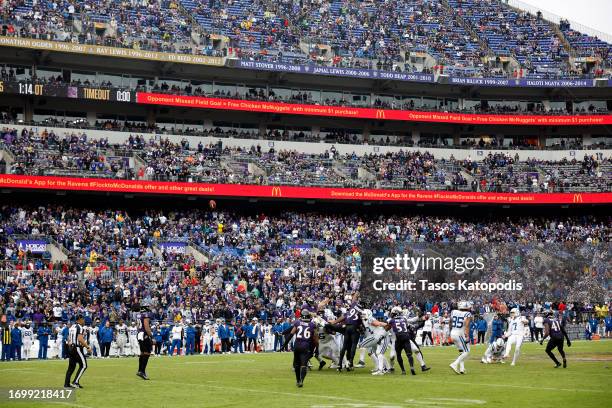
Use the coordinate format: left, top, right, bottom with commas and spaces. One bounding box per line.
0, 340, 610, 408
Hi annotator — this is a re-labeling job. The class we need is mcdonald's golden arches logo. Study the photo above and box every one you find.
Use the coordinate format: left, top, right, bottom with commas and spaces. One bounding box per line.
271, 186, 283, 197
375, 109, 386, 119
572, 193, 583, 203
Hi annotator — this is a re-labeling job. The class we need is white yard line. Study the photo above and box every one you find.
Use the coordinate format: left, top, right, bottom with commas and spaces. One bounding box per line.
148, 379, 405, 407
48, 401, 95, 408
352, 376, 606, 393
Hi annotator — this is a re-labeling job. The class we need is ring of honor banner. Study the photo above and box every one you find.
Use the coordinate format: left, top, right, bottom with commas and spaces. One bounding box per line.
359, 242, 611, 305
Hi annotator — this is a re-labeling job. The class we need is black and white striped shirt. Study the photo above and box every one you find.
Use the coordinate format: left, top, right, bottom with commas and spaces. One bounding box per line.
68, 324, 83, 347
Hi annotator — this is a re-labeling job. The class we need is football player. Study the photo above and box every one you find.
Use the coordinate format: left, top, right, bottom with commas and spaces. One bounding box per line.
287, 309, 318, 387
541, 311, 571, 368
449, 301, 472, 374
503, 308, 528, 366
481, 337, 506, 364
357, 309, 389, 375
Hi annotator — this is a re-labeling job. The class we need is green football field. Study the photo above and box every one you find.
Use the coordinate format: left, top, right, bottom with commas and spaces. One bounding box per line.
0, 341, 610, 408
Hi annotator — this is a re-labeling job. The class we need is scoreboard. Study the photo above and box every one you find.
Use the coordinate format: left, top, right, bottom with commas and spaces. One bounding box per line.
0, 80, 135, 102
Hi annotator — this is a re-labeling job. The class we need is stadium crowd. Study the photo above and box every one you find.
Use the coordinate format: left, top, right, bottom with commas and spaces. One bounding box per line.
2, 127, 610, 192
1, 0, 610, 79
0, 202, 610, 360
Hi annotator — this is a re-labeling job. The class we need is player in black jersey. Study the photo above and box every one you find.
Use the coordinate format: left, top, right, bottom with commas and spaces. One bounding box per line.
64, 315, 91, 388
136, 302, 155, 380
541, 312, 571, 368
387, 307, 416, 375
287, 309, 319, 387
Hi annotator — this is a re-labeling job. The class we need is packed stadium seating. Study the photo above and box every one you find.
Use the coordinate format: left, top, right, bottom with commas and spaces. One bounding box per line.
3, 0, 611, 78
2, 127, 610, 192
1, 202, 609, 319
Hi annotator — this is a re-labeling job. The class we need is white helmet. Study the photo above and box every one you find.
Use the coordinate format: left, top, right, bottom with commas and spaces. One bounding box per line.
458, 301, 470, 310
390, 306, 402, 317
361, 309, 373, 321
495, 338, 505, 348
205, 320, 210, 325
510, 308, 519, 317
313, 316, 326, 329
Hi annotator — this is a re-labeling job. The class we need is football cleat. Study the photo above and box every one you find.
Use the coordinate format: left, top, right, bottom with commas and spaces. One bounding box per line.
318, 360, 326, 371
355, 361, 366, 368
449, 363, 460, 374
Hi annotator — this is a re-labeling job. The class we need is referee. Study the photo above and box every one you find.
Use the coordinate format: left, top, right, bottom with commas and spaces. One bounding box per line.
64, 315, 91, 388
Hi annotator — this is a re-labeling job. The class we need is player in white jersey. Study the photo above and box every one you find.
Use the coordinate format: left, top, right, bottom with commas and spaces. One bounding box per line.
21, 323, 34, 360
313, 313, 343, 369
421, 313, 434, 346
431, 313, 441, 346
263, 323, 274, 352
55, 325, 64, 359
482, 337, 506, 364
211, 320, 221, 353
449, 301, 472, 374
89, 323, 100, 358
128, 322, 139, 356
115, 320, 128, 357
357, 309, 389, 375
503, 308, 528, 366
201, 321, 213, 354
441, 313, 451, 345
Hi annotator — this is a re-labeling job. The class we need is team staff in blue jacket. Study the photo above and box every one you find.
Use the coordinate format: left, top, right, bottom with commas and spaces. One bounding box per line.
185, 323, 196, 355
37, 324, 51, 359
246, 318, 261, 352
99, 321, 114, 357
490, 314, 504, 343
11, 322, 22, 361
152, 326, 162, 355
61, 324, 70, 359
227, 323, 236, 352
469, 320, 477, 344
273, 320, 284, 351
477, 317, 488, 344
218, 321, 230, 353
586, 317, 600, 340
161, 324, 171, 355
